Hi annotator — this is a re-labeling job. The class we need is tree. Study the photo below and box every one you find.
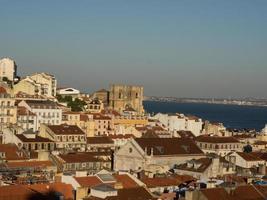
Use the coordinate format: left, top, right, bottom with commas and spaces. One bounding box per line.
243, 144, 252, 153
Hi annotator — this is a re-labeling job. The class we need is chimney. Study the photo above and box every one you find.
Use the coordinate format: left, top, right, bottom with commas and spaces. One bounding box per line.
114, 182, 123, 189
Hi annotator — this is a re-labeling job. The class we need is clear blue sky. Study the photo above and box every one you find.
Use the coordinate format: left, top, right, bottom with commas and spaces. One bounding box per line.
1, 0, 267, 98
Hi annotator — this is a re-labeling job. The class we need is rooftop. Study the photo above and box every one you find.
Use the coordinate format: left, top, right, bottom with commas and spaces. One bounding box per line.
135, 138, 204, 156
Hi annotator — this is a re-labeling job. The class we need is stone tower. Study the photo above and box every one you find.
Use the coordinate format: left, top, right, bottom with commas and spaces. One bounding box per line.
109, 84, 144, 114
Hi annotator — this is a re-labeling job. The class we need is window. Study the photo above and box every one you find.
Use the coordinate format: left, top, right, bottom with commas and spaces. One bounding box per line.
129, 148, 133, 153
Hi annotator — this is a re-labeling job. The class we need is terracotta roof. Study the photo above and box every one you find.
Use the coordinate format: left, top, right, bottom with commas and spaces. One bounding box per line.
27, 182, 74, 200
58, 152, 111, 163
87, 137, 114, 144
80, 114, 89, 121
17, 106, 36, 116
85, 187, 156, 200
75, 174, 139, 189
16, 134, 53, 142
113, 174, 139, 189
135, 138, 204, 156
0, 183, 74, 200
0, 86, 7, 94
201, 188, 231, 200
0, 144, 27, 161
141, 176, 183, 188
74, 176, 102, 187
254, 141, 267, 145
236, 152, 264, 162
22, 100, 58, 109
230, 185, 267, 200
109, 134, 134, 139
48, 124, 86, 135
177, 130, 196, 139
101, 109, 121, 117
195, 135, 240, 143
93, 113, 111, 120
6, 160, 53, 168
176, 158, 212, 173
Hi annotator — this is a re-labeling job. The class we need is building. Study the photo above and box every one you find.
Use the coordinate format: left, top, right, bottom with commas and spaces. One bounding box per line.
18, 100, 62, 128
28, 72, 57, 97
0, 85, 17, 130
57, 87, 80, 98
109, 84, 144, 115
226, 152, 266, 170
17, 106, 38, 131
39, 124, 86, 149
203, 121, 227, 136
85, 98, 104, 113
3, 129, 55, 151
152, 113, 203, 136
93, 113, 114, 136
53, 152, 112, 173
0, 57, 17, 81
114, 138, 204, 171
14, 76, 41, 96
62, 112, 95, 137
91, 89, 109, 107
0, 143, 28, 162
186, 184, 267, 200
16, 131, 55, 151
174, 156, 235, 181
86, 136, 115, 151
62, 171, 142, 200
195, 135, 242, 156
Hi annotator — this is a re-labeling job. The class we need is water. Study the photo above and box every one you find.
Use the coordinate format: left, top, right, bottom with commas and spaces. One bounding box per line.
144, 101, 267, 131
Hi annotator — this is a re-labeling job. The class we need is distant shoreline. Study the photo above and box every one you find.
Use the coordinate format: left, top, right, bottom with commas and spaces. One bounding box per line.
144, 98, 267, 108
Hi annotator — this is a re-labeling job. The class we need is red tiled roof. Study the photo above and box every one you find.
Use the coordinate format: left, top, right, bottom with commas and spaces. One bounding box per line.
58, 152, 111, 163
87, 137, 114, 144
0, 86, 7, 94
135, 138, 204, 156
109, 134, 134, 139
74, 176, 102, 187
17, 106, 36, 116
84, 187, 156, 200
0, 183, 74, 200
0, 144, 27, 161
48, 124, 86, 135
6, 160, 53, 168
176, 158, 212, 173
201, 188, 231, 200
16, 134, 53, 142
236, 152, 264, 162
195, 135, 240, 144
93, 113, 111, 120
113, 174, 139, 189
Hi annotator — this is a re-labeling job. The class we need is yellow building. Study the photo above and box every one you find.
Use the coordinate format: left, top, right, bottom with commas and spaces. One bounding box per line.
62, 112, 95, 137
14, 77, 40, 95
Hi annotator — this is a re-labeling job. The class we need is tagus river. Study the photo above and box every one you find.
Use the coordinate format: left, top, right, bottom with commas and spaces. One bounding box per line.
144, 101, 267, 131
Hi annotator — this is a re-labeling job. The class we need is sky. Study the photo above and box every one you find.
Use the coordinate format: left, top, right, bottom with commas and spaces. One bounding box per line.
1, 0, 267, 98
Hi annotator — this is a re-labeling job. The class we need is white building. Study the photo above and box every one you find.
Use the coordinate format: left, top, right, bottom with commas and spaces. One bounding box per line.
18, 100, 62, 129
56, 87, 80, 98
17, 106, 38, 131
0, 57, 17, 81
152, 113, 203, 136
195, 135, 242, 156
